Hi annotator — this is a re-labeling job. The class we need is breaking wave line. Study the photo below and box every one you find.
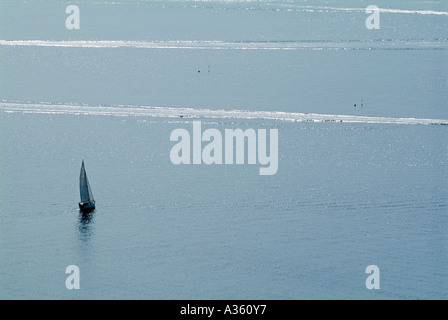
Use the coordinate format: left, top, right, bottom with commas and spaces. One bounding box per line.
1, 39, 447, 51
66, 1, 448, 16
1, 101, 447, 126
302, 5, 448, 16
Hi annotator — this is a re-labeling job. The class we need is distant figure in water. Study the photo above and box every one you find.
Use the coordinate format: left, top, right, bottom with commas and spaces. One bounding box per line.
354, 99, 364, 107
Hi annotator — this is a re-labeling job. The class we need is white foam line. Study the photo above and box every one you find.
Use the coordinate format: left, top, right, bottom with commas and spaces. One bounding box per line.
68, 1, 448, 16
0, 39, 446, 51
376, 8, 448, 16
1, 102, 447, 126
307, 6, 448, 16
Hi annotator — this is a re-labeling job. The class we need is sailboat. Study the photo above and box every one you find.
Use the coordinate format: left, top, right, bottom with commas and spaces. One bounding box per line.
79, 160, 95, 212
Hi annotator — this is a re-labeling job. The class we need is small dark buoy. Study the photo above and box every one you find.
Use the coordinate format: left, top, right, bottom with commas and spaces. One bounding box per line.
354, 104, 357, 107
198, 70, 200, 73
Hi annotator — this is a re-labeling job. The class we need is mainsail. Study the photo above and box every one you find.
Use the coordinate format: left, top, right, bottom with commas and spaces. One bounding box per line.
79, 160, 94, 203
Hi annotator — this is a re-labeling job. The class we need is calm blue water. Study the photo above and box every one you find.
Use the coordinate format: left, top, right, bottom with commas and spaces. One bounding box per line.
1, 0, 447, 300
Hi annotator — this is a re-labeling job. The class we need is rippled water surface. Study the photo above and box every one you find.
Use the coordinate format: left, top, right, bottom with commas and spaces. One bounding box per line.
1, 0, 447, 299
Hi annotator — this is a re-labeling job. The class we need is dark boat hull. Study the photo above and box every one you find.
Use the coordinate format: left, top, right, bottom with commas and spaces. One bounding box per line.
79, 201, 95, 212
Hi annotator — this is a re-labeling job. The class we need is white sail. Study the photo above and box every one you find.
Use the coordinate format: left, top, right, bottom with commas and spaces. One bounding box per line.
79, 160, 94, 203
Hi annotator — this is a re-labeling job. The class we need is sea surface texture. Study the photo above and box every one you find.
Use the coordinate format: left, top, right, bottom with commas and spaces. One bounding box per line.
0, 0, 447, 299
